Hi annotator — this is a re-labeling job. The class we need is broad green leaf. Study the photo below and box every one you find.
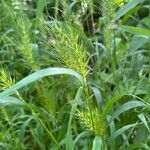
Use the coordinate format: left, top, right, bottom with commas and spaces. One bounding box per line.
0, 68, 84, 97
117, 25, 150, 37
115, 0, 145, 20
0, 96, 24, 106
92, 136, 103, 150
108, 124, 136, 143
109, 100, 148, 123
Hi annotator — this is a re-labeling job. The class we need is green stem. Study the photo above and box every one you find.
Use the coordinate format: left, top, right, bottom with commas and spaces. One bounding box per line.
15, 92, 60, 148
54, 0, 59, 19
84, 78, 95, 132
32, 111, 60, 148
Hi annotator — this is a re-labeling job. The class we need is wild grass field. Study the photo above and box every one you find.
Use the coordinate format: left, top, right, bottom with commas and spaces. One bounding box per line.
0, 0, 150, 149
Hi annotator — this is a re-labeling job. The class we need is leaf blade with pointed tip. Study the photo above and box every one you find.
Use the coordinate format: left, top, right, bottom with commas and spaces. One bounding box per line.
0, 67, 84, 97
115, 0, 145, 21
108, 124, 136, 143
66, 87, 83, 150
117, 25, 150, 37
109, 100, 148, 123
138, 113, 150, 132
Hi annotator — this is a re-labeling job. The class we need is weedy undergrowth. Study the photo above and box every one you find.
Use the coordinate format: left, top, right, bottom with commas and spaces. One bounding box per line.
0, 0, 150, 149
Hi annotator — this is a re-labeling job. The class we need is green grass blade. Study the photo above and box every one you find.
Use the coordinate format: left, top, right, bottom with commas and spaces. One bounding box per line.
91, 87, 102, 109
108, 124, 136, 143
0, 96, 24, 106
109, 100, 148, 123
92, 136, 103, 150
73, 131, 90, 147
36, 0, 47, 18
66, 87, 83, 150
138, 113, 150, 132
117, 25, 150, 37
115, 0, 145, 20
102, 93, 126, 118
107, 116, 115, 150
0, 67, 84, 97
125, 143, 150, 150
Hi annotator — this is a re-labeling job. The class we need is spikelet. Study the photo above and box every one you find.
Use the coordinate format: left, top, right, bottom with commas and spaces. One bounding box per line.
0, 67, 15, 90
101, 0, 117, 53
77, 108, 105, 136
16, 15, 37, 70
102, 0, 130, 52
115, 0, 130, 7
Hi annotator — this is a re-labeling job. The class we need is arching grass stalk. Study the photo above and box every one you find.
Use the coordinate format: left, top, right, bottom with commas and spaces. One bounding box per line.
0, 66, 58, 145
15, 91, 60, 148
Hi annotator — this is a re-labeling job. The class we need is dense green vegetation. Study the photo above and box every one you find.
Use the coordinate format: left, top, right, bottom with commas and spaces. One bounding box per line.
0, 0, 150, 149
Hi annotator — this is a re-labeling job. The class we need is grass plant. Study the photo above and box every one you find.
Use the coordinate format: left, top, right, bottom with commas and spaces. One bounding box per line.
0, 0, 150, 149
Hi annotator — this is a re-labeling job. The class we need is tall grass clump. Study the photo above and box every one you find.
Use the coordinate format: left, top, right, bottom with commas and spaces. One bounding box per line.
0, 0, 150, 149
43, 19, 108, 142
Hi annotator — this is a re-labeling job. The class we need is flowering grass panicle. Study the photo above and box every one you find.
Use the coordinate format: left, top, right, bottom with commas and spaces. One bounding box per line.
78, 108, 105, 136
47, 22, 89, 78
0, 67, 15, 90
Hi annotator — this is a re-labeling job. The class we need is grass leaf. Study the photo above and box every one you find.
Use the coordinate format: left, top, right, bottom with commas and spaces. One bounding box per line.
117, 25, 150, 37
102, 93, 126, 118
66, 87, 83, 150
115, 0, 145, 20
0, 67, 84, 97
108, 124, 136, 143
36, 0, 47, 18
91, 87, 102, 109
109, 100, 148, 123
0, 96, 24, 106
138, 113, 150, 132
92, 136, 103, 150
